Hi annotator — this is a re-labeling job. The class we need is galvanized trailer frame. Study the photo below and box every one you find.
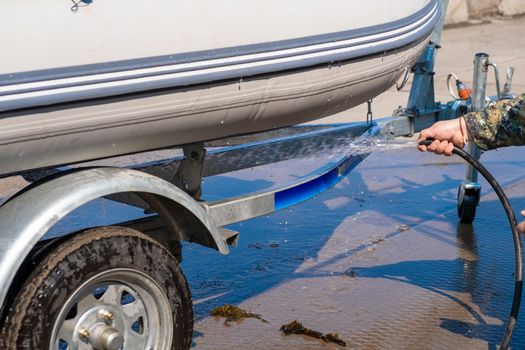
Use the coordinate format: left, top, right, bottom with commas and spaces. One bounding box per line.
0, 0, 516, 347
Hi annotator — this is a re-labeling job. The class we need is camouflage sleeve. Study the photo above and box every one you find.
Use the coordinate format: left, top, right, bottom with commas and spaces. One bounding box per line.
464, 94, 525, 150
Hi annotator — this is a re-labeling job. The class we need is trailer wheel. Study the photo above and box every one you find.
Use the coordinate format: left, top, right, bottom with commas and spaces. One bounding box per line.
0, 227, 193, 350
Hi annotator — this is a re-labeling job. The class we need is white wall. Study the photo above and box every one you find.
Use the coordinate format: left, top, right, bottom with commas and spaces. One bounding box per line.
445, 0, 525, 25
499, 0, 525, 16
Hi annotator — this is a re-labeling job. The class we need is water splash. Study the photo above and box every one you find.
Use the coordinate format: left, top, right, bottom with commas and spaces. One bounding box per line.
338, 137, 417, 156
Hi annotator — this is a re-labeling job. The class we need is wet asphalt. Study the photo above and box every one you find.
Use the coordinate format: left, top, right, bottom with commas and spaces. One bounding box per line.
185, 144, 525, 349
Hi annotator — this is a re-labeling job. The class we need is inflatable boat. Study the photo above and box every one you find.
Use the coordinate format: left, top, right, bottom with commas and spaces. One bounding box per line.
0, 0, 440, 176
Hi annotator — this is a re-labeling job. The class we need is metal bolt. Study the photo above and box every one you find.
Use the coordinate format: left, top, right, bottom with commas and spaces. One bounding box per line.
78, 328, 90, 341
98, 309, 114, 322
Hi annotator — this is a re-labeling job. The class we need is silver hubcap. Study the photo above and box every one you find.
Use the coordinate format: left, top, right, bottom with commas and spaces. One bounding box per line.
50, 268, 173, 350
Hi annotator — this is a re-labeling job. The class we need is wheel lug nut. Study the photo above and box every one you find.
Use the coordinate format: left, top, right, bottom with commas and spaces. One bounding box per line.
78, 328, 90, 341
98, 309, 114, 322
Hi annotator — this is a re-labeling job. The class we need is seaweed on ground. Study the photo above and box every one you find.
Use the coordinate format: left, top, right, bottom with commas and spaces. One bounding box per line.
280, 320, 347, 347
210, 304, 268, 326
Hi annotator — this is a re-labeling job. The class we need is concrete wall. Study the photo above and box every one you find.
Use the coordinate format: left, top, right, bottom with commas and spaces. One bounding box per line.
467, 0, 499, 17
445, 0, 525, 25
499, 0, 525, 15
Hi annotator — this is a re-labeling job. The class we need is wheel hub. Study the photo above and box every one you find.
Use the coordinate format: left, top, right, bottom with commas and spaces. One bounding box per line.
76, 306, 125, 350
50, 269, 174, 350
84, 322, 124, 350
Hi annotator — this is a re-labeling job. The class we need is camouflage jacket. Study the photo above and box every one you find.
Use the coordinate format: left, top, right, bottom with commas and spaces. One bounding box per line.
464, 94, 525, 150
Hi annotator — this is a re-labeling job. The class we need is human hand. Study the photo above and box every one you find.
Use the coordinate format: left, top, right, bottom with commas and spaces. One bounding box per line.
417, 117, 469, 156
519, 210, 525, 234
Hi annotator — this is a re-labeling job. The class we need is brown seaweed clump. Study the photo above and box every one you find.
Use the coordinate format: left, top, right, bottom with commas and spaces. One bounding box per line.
210, 304, 268, 326
280, 320, 347, 347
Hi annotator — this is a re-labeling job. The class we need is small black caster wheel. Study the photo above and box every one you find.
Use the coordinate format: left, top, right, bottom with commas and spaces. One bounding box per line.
458, 191, 479, 224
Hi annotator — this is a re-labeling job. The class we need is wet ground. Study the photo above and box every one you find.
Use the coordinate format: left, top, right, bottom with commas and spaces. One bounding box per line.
183, 144, 525, 349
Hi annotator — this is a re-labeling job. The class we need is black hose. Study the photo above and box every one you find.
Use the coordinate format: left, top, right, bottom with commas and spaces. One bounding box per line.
419, 139, 523, 350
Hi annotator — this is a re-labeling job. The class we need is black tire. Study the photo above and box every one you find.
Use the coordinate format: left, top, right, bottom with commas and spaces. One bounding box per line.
458, 193, 478, 224
0, 226, 193, 350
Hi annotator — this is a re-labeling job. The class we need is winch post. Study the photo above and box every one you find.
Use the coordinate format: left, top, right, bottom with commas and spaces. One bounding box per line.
402, 0, 449, 136
405, 44, 439, 123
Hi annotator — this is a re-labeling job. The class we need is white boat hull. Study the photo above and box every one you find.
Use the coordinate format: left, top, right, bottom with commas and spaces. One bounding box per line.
0, 0, 440, 175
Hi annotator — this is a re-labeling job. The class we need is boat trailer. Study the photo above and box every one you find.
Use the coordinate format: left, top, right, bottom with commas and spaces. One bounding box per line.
0, 5, 520, 350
